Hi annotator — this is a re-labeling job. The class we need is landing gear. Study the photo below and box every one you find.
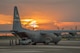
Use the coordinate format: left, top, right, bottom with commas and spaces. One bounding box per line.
54, 42, 58, 45
32, 42, 37, 45
44, 42, 49, 45
44, 37, 51, 45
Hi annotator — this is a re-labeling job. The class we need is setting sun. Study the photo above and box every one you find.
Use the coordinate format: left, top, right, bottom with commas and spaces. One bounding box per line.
29, 20, 39, 28
21, 19, 39, 30
0, 0, 80, 30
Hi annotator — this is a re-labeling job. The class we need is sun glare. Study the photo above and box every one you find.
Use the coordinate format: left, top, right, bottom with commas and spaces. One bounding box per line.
22, 19, 33, 22
29, 20, 39, 28
21, 19, 39, 29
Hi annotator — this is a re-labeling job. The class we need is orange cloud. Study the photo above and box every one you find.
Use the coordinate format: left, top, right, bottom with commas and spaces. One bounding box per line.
0, 14, 80, 30
0, 14, 12, 24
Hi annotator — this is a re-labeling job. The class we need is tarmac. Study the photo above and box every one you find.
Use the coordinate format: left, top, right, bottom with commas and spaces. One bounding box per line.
0, 40, 80, 53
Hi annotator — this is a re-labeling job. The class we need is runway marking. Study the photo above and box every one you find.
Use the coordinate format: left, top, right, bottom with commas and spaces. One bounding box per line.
11, 50, 44, 53
34, 45, 80, 49
0, 45, 80, 49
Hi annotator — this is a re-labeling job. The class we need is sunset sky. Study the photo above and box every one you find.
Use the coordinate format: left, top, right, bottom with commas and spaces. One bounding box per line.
0, 0, 80, 30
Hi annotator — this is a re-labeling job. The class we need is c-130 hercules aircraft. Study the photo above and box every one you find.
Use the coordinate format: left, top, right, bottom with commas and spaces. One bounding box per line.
12, 6, 62, 45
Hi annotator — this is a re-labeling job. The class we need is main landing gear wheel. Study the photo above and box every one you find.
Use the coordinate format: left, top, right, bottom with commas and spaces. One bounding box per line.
54, 42, 58, 45
44, 42, 49, 45
32, 42, 37, 45
44, 37, 52, 45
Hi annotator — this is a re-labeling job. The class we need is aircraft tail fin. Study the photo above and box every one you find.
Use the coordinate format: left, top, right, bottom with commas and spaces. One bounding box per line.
13, 6, 22, 31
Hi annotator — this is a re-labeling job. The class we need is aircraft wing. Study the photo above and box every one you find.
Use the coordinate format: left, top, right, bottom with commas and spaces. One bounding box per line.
0, 30, 14, 33
36, 30, 80, 33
